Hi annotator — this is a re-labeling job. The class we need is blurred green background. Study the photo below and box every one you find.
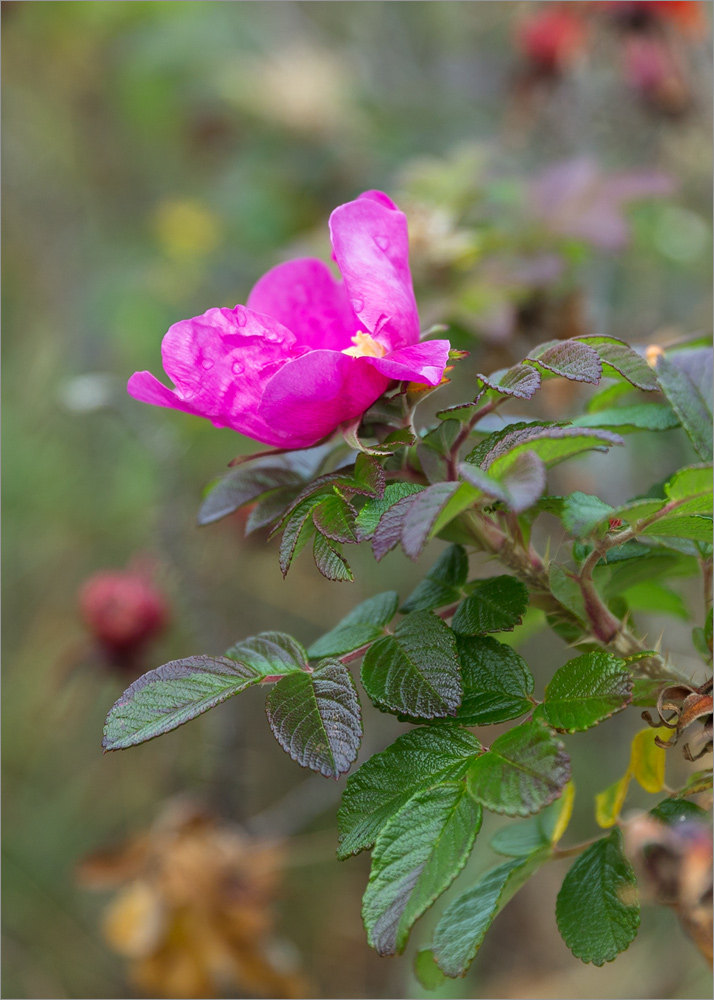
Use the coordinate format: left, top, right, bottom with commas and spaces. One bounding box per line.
3, 2, 712, 998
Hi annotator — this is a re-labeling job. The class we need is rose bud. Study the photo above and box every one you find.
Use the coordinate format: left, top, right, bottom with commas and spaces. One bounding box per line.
128, 191, 450, 449
79, 565, 169, 671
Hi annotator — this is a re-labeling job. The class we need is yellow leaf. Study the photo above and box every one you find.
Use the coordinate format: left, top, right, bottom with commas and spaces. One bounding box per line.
595, 773, 631, 828
630, 727, 671, 793
550, 780, 575, 845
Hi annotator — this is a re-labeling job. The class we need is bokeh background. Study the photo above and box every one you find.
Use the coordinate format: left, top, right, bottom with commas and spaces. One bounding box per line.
3, 2, 712, 998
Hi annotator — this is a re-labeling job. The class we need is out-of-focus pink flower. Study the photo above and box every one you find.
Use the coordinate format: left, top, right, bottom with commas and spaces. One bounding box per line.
80, 564, 169, 669
528, 157, 675, 250
515, 5, 587, 75
622, 35, 690, 115
128, 192, 450, 449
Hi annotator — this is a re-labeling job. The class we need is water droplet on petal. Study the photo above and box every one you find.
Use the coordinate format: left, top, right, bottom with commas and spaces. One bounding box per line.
351, 298, 364, 314
201, 358, 214, 370
234, 306, 247, 327
231, 361, 245, 375
374, 235, 390, 251
264, 330, 282, 342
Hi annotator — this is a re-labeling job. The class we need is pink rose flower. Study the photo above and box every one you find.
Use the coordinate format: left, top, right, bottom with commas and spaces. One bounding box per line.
128, 191, 450, 448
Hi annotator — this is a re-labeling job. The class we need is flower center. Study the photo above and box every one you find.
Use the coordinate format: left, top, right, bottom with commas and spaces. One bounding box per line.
341, 332, 387, 358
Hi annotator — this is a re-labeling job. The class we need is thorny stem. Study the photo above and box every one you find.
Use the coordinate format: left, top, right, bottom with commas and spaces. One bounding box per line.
446, 399, 499, 480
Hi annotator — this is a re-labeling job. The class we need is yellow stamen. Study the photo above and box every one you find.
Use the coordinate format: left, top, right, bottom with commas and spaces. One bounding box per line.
342, 332, 387, 358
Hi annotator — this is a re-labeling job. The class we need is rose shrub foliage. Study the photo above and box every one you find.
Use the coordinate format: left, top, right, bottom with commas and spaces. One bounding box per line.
109, 191, 712, 980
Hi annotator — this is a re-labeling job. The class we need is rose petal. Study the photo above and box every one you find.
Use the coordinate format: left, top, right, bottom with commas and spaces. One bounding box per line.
366, 340, 451, 386
128, 306, 304, 446
259, 350, 389, 448
246, 258, 356, 351
329, 192, 420, 353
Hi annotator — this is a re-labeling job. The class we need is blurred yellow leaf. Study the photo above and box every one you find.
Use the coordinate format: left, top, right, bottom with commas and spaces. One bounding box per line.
595, 773, 631, 828
102, 879, 165, 957
630, 727, 672, 793
550, 780, 575, 844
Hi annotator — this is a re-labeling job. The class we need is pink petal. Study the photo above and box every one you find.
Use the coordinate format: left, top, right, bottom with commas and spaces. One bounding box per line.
246, 258, 356, 351
259, 350, 389, 448
329, 192, 420, 353
128, 306, 305, 446
366, 340, 451, 386
358, 190, 400, 211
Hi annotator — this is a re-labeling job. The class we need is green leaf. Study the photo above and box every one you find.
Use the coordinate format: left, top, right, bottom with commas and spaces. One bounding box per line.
642, 514, 713, 542
453, 635, 534, 725
414, 949, 447, 990
586, 380, 637, 413
197, 447, 329, 525
527, 339, 602, 383
395, 636, 534, 727
401, 544, 468, 613
313, 533, 354, 582
224, 632, 308, 675
666, 464, 713, 508
307, 592, 399, 659
451, 576, 529, 635
103, 656, 263, 751
548, 563, 587, 623
337, 727, 482, 858
650, 798, 708, 826
245, 485, 304, 534
363, 783, 482, 955
624, 581, 690, 620
468, 422, 624, 480
556, 829, 640, 966
631, 677, 665, 707
460, 452, 547, 514
432, 854, 544, 978
541, 652, 633, 733
401, 483, 461, 559
573, 403, 679, 433
361, 612, 462, 719
312, 494, 359, 543
279, 497, 321, 576
355, 483, 424, 540
562, 492, 614, 538
476, 363, 542, 400
467, 719, 570, 816
655, 353, 713, 461
352, 453, 387, 496
676, 770, 713, 797
490, 784, 575, 857
265, 659, 362, 778
575, 335, 658, 390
